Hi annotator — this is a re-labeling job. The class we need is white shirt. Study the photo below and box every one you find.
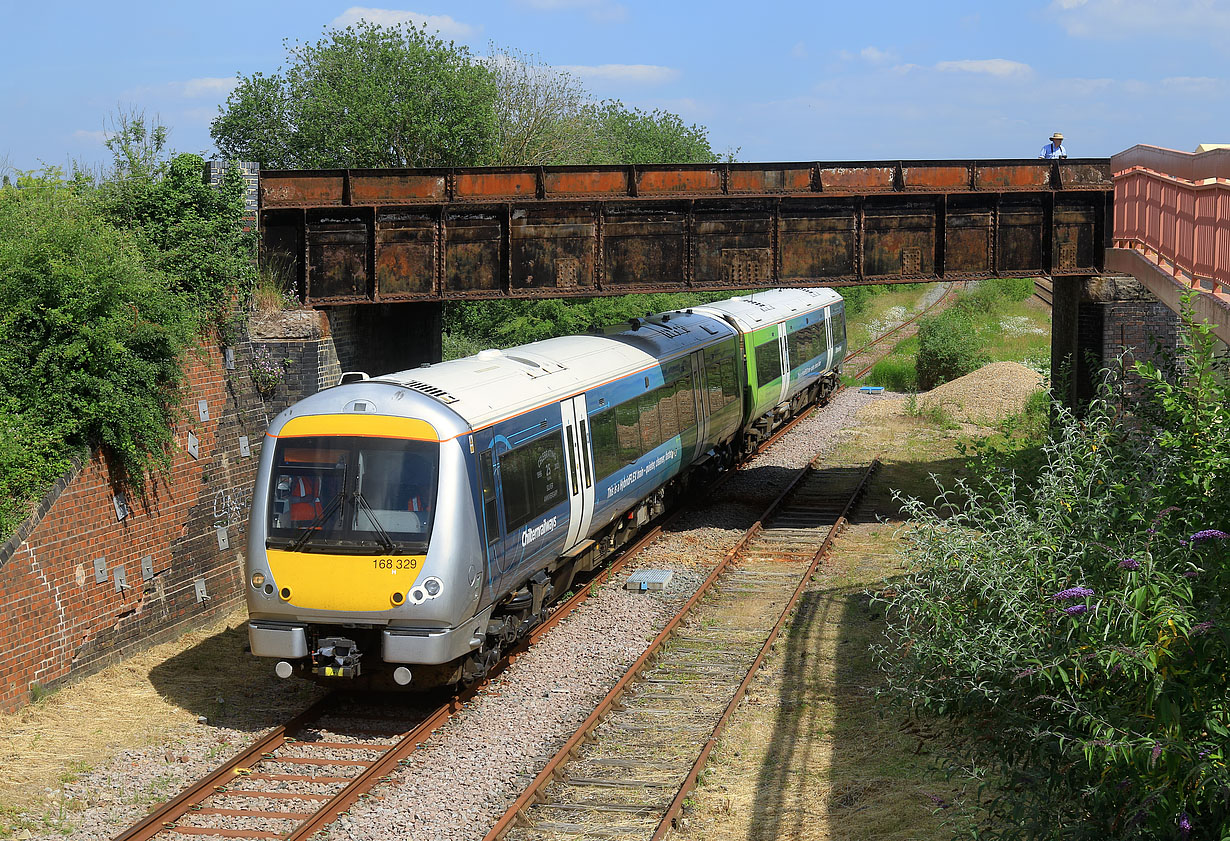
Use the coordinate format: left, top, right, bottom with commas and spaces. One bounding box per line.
1039, 142, 1067, 159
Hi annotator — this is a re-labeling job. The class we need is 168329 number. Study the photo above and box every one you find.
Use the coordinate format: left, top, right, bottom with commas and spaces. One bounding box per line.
373, 557, 420, 570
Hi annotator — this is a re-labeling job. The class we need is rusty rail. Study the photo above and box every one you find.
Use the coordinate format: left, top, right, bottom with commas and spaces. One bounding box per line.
483, 459, 880, 840
649, 458, 880, 840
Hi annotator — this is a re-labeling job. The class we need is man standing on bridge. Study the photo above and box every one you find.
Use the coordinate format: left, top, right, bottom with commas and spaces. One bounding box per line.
1039, 131, 1067, 159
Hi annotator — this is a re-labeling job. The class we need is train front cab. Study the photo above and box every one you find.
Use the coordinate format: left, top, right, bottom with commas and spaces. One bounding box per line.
245, 400, 493, 688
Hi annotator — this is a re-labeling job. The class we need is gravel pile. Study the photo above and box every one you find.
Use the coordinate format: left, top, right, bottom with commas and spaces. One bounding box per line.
16, 388, 875, 841
859, 361, 1043, 425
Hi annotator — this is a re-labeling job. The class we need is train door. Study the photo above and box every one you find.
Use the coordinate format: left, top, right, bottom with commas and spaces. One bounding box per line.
477, 449, 506, 604
559, 395, 595, 548
689, 351, 709, 461
776, 328, 790, 405
824, 307, 834, 369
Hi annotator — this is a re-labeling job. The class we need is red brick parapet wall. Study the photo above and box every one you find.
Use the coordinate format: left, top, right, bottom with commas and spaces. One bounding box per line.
0, 341, 270, 713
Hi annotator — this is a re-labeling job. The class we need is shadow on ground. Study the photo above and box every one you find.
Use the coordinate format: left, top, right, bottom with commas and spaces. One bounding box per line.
148, 617, 323, 728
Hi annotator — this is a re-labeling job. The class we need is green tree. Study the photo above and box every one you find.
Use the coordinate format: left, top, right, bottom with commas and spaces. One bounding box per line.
488, 47, 600, 166
212, 22, 498, 168
98, 113, 256, 321
593, 100, 718, 164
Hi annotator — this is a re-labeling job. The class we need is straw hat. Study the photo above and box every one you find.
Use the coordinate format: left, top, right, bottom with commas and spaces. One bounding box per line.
1050, 131, 1064, 141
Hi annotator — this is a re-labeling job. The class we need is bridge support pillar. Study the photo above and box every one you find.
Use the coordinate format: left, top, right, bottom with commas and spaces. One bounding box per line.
326, 301, 443, 377
1051, 274, 1180, 408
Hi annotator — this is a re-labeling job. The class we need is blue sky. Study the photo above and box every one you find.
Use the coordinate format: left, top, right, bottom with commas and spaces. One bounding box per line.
3, 0, 1227, 174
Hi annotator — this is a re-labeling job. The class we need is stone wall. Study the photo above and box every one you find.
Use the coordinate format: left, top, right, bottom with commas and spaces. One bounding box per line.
1084, 275, 1182, 399
0, 342, 269, 713
248, 309, 341, 418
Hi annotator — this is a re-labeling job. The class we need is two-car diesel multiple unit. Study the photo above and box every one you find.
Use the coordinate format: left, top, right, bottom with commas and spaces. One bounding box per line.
245, 287, 846, 689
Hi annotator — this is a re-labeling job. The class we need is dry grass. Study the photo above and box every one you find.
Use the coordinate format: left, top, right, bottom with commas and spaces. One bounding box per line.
0, 607, 320, 818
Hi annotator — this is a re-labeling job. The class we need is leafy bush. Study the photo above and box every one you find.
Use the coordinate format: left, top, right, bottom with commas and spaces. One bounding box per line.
0, 173, 194, 512
915, 308, 990, 390
876, 312, 1230, 839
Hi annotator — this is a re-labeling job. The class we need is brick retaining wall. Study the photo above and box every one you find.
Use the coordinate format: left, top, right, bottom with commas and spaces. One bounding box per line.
0, 342, 269, 713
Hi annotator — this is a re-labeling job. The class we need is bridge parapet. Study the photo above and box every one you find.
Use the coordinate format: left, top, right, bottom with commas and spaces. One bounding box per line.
260, 159, 1112, 306
1110, 144, 1230, 343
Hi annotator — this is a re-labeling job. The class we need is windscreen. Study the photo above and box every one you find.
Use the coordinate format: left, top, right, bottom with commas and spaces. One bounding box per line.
267, 435, 438, 553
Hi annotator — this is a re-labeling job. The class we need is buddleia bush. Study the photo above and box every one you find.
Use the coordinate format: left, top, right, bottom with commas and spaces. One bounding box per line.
875, 310, 1230, 839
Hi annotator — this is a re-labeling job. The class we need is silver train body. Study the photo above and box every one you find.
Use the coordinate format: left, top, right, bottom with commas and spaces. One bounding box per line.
245, 288, 845, 688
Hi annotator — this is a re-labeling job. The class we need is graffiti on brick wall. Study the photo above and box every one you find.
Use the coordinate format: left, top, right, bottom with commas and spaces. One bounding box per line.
212, 487, 250, 529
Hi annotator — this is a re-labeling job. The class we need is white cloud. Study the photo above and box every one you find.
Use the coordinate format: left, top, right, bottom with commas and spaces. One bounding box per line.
179, 77, 237, 98
935, 59, 1033, 78
330, 7, 476, 37
73, 129, 106, 144
791, 41, 808, 59
1050, 0, 1230, 38
558, 64, 680, 84
1162, 76, 1219, 92
860, 46, 897, 63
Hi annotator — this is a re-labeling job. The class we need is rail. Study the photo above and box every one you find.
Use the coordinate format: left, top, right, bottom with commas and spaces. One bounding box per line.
484, 460, 881, 840
1112, 144, 1230, 301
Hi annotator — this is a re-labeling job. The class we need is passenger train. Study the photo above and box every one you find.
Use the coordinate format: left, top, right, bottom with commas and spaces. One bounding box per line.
245, 287, 846, 689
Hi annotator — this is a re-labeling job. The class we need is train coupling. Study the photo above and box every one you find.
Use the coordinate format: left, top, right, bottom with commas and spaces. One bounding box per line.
311, 636, 362, 678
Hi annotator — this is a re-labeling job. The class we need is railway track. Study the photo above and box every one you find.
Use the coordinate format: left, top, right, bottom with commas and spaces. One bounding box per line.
111, 286, 930, 841
844, 283, 958, 380
485, 459, 881, 840
1033, 277, 1053, 309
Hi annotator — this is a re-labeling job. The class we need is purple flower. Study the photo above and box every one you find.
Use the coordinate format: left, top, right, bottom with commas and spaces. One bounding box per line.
1152, 743, 1163, 763
1183, 570, 1200, 578
1051, 587, 1095, 601
1179, 812, 1192, 838
1064, 604, 1089, 615
1118, 558, 1140, 570
1192, 621, 1214, 636
1190, 529, 1228, 544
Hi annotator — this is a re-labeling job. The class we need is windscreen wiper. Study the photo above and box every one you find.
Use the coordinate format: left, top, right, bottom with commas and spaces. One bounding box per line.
353, 491, 398, 554
288, 492, 344, 553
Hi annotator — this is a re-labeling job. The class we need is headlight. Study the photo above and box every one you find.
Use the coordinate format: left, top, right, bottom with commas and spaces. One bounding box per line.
251, 572, 265, 587
423, 577, 443, 598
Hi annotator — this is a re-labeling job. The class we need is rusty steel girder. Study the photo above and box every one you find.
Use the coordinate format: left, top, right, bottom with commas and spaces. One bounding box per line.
258, 159, 1113, 306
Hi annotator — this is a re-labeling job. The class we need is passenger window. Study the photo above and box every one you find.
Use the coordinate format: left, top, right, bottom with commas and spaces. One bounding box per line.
676, 373, 696, 432
479, 451, 500, 547
590, 408, 620, 479
721, 360, 739, 403
658, 383, 679, 441
638, 390, 662, 451
706, 363, 724, 411
616, 400, 640, 465
756, 337, 782, 387
499, 432, 565, 532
